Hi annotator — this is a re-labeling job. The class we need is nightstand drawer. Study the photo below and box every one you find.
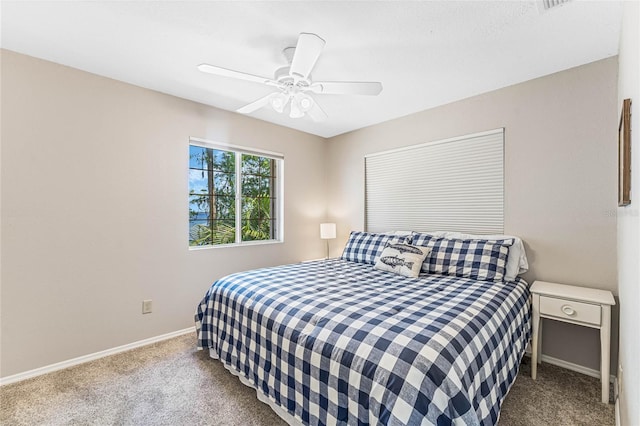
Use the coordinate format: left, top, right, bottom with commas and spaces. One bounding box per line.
539, 296, 601, 326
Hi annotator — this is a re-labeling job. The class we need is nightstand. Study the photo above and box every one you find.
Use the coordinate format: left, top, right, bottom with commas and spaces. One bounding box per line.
530, 280, 615, 403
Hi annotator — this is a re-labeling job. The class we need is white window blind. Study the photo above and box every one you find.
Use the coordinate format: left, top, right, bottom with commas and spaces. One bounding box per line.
365, 129, 504, 234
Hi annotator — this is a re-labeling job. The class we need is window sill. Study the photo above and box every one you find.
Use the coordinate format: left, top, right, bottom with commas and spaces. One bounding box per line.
188, 240, 283, 251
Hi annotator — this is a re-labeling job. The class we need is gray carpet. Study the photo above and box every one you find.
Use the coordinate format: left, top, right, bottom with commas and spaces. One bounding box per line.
1, 332, 614, 425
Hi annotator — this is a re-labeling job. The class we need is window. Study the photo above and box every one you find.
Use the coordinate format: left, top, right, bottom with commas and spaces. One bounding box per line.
189, 139, 282, 247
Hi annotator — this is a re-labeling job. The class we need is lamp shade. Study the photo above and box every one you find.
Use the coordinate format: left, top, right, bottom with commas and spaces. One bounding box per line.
289, 96, 304, 118
270, 92, 289, 113
320, 223, 336, 239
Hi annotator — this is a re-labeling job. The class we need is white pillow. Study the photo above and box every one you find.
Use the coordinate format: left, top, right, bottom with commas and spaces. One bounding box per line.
382, 230, 415, 237
439, 232, 528, 281
373, 243, 431, 278
409, 230, 448, 238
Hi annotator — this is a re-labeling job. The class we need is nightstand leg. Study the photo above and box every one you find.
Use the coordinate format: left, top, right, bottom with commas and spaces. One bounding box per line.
531, 294, 541, 380
600, 305, 611, 403
537, 320, 543, 364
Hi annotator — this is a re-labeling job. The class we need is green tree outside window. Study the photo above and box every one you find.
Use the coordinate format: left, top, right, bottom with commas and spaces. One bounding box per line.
189, 145, 279, 246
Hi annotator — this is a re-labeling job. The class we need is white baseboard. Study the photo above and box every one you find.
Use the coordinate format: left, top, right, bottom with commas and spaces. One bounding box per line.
614, 377, 620, 426
525, 351, 616, 383
0, 327, 195, 386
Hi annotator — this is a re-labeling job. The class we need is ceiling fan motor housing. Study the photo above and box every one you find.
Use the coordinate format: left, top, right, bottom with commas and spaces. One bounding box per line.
274, 66, 311, 90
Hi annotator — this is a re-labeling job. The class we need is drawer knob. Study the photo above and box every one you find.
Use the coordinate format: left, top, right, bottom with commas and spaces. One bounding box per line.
561, 305, 576, 316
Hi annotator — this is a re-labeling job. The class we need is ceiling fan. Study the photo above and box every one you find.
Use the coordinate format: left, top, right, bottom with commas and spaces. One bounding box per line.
198, 33, 383, 122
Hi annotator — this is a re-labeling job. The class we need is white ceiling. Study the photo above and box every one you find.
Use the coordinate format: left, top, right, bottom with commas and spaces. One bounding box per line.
0, 1, 622, 138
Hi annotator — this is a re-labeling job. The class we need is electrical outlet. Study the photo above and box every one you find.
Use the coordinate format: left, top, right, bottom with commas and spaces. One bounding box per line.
142, 299, 152, 314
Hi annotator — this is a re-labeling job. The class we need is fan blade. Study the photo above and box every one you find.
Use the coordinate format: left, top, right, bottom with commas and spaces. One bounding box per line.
306, 101, 328, 122
198, 64, 278, 86
237, 93, 276, 114
289, 33, 325, 80
310, 81, 383, 96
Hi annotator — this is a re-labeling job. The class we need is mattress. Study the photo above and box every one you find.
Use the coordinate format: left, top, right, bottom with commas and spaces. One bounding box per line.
195, 259, 531, 425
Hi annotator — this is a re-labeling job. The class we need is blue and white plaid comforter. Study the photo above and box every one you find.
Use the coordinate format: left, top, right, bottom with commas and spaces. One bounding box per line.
195, 259, 531, 426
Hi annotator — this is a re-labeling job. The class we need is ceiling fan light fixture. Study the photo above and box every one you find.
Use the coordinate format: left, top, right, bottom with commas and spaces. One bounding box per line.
297, 93, 314, 112
289, 97, 304, 119
270, 93, 288, 113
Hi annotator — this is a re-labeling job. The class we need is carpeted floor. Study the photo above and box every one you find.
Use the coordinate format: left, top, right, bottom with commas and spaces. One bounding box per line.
0, 332, 614, 425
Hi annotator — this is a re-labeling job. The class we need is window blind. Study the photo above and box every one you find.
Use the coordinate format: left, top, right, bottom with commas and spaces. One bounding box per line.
365, 129, 504, 234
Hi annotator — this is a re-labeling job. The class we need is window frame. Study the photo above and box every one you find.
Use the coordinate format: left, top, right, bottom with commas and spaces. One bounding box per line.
188, 137, 284, 249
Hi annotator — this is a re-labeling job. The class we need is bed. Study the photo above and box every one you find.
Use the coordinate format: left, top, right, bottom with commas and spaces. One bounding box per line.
195, 231, 531, 425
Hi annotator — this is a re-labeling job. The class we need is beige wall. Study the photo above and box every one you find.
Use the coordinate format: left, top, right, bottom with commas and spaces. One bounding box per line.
617, 2, 640, 424
0, 50, 327, 378
327, 57, 619, 371
0, 49, 622, 380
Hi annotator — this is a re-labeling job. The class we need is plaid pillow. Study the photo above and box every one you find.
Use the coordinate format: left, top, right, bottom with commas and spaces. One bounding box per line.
340, 231, 411, 265
412, 233, 514, 282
